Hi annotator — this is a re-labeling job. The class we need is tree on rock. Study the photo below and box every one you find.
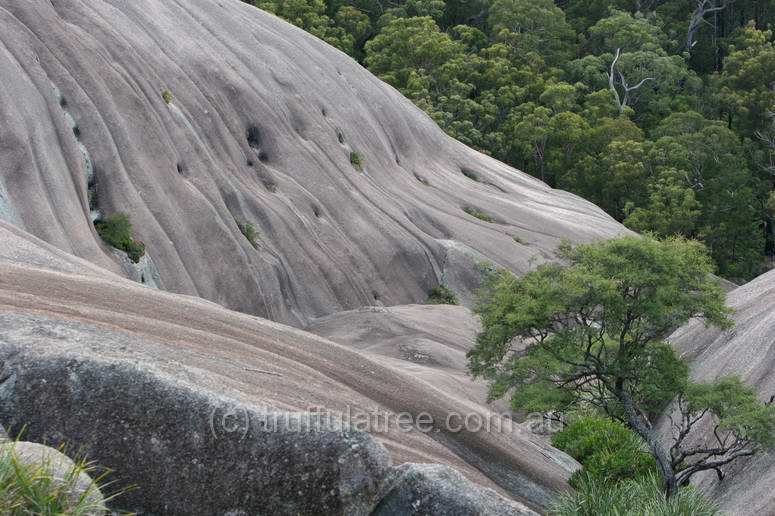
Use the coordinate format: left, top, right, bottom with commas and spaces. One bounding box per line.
468, 235, 775, 497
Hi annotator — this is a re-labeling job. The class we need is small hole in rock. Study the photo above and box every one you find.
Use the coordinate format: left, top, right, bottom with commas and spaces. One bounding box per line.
414, 173, 429, 186
258, 151, 269, 163
462, 168, 480, 182
59, 97, 67, 108
373, 292, 380, 301
177, 163, 184, 174
73, 126, 81, 138
321, 107, 327, 117
337, 131, 344, 144
247, 159, 254, 167
247, 126, 261, 149
141, 273, 146, 284
312, 206, 321, 218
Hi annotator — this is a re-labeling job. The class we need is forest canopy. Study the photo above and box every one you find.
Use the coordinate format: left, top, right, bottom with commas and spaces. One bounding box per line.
247, 0, 775, 281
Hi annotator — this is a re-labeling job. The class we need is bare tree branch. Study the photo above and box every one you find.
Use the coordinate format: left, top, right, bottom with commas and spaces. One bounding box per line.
686, 0, 735, 52
608, 48, 655, 113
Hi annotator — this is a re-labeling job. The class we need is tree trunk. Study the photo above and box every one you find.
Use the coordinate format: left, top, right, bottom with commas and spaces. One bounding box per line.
617, 387, 679, 497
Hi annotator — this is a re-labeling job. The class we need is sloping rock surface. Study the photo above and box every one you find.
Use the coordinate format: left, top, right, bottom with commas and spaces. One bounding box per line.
0, 0, 623, 327
669, 270, 775, 515
0, 222, 569, 513
307, 305, 497, 411
373, 463, 536, 515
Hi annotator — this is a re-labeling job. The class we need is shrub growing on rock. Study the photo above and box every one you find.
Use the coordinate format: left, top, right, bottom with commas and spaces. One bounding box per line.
426, 284, 458, 305
162, 90, 173, 104
551, 416, 656, 488
349, 151, 363, 169
462, 206, 495, 222
94, 213, 145, 263
238, 221, 259, 248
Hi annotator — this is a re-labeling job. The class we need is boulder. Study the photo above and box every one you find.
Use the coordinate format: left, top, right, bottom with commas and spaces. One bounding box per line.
0, 349, 390, 515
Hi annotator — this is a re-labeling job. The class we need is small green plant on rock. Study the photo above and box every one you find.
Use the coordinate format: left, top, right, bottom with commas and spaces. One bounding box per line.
94, 212, 146, 263
426, 284, 458, 305
462, 206, 495, 222
350, 151, 363, 170
238, 221, 259, 248
162, 90, 173, 104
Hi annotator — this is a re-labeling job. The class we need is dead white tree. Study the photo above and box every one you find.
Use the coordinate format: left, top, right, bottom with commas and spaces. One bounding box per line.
756, 111, 775, 178
686, 0, 735, 52
608, 48, 655, 113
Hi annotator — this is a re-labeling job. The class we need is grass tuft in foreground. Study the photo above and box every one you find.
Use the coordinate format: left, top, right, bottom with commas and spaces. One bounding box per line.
551, 473, 719, 516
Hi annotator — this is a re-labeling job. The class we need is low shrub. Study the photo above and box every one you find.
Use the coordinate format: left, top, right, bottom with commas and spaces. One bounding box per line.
94, 212, 146, 263
462, 206, 495, 222
426, 284, 458, 305
238, 221, 259, 248
551, 416, 656, 488
162, 90, 173, 104
551, 473, 719, 516
350, 151, 363, 169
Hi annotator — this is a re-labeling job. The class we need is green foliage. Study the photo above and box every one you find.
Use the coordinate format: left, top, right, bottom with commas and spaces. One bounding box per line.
469, 236, 730, 411
468, 236, 751, 492
426, 284, 458, 305
720, 23, 775, 137
630, 112, 764, 279
462, 206, 495, 222
162, 90, 173, 104
487, 0, 575, 66
349, 151, 363, 169
94, 212, 146, 263
364, 17, 462, 89
551, 473, 720, 516
251, 0, 356, 54
0, 444, 125, 515
684, 377, 775, 449
238, 221, 259, 248
552, 416, 656, 487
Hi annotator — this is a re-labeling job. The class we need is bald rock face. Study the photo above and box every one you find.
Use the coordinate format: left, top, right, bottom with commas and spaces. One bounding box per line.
0, 0, 623, 326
